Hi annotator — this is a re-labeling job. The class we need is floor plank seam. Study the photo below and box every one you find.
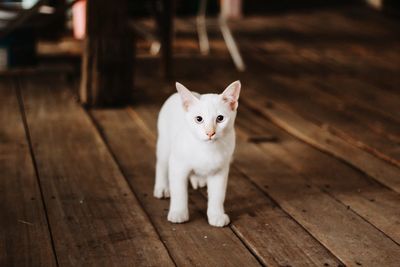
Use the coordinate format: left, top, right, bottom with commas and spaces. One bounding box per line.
240, 99, 400, 196
320, 187, 400, 247
86, 109, 179, 267
14, 77, 60, 267
238, 102, 400, 243
231, 166, 345, 266
326, 125, 400, 168
226, 222, 267, 266
238, 57, 400, 170
236, 106, 400, 248
314, 81, 400, 125
229, 225, 276, 266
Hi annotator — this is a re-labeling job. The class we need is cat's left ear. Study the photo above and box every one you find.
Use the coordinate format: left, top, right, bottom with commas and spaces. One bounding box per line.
221, 80, 241, 110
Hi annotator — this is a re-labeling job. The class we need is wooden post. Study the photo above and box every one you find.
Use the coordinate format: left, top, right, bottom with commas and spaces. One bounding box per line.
80, 0, 133, 106
160, 0, 173, 80
154, 0, 174, 80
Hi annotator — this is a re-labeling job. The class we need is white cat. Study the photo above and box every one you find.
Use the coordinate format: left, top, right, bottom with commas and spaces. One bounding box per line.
154, 81, 241, 227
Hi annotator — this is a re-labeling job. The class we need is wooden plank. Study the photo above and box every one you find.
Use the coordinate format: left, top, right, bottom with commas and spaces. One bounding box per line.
264, 75, 400, 165
287, 9, 400, 71
19, 75, 174, 267
125, 105, 343, 266
243, 47, 400, 148
0, 78, 57, 267
239, 11, 400, 166
233, 133, 400, 266
80, 0, 133, 106
237, 106, 400, 244
311, 77, 400, 122
240, 90, 400, 193
91, 108, 263, 267
238, 10, 400, 99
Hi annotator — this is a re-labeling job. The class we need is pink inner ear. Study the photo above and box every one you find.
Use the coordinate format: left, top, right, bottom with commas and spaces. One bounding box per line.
223, 96, 238, 110
182, 100, 191, 111
221, 81, 240, 110
181, 93, 195, 111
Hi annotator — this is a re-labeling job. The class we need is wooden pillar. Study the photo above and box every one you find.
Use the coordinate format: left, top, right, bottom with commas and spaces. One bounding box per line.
160, 0, 173, 80
80, 0, 133, 107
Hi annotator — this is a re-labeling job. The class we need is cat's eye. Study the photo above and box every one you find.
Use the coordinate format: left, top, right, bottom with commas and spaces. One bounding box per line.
195, 116, 203, 124
216, 115, 224, 123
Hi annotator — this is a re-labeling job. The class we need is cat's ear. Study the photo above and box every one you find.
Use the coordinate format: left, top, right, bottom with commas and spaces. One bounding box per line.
176, 82, 198, 111
221, 80, 241, 110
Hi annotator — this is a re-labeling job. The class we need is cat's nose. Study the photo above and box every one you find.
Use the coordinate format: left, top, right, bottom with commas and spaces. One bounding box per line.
206, 131, 216, 139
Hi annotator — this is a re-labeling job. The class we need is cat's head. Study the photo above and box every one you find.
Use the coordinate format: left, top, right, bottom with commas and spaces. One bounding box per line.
176, 81, 241, 142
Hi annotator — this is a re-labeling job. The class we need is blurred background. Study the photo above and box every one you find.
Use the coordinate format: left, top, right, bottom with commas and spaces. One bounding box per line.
0, 0, 399, 95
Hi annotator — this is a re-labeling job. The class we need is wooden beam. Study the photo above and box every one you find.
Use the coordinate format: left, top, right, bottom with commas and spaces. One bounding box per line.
153, 0, 174, 79
80, 0, 133, 106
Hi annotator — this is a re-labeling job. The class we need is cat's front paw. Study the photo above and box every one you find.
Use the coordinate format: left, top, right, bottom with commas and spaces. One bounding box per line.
168, 209, 189, 223
153, 186, 170, 199
208, 213, 230, 227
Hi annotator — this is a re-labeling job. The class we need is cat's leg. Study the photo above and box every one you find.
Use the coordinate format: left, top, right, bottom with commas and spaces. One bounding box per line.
189, 174, 207, 190
207, 166, 230, 227
154, 137, 170, 198
168, 157, 190, 223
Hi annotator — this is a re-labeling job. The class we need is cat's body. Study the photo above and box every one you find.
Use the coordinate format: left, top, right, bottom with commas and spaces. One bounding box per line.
154, 81, 241, 227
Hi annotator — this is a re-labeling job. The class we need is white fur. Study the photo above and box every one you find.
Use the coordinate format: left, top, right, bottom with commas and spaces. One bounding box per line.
154, 81, 241, 227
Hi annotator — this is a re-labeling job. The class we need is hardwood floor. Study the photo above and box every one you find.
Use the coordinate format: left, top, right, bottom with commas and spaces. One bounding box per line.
1, 5, 399, 267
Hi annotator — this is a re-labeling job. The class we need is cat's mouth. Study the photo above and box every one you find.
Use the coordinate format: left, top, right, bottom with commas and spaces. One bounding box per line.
205, 137, 217, 142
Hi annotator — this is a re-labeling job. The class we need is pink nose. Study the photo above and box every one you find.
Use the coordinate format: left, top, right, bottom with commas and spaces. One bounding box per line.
206, 131, 216, 138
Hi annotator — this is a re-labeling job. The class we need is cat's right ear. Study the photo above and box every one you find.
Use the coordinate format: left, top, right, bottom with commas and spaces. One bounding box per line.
176, 82, 198, 111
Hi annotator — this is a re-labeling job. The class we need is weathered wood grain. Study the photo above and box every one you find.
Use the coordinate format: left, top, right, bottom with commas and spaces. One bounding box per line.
233, 132, 400, 266
234, 10, 400, 167
311, 77, 400, 121
237, 106, 400, 244
241, 91, 400, 195
266, 75, 400, 165
19, 75, 174, 267
237, 41, 400, 166
273, 77, 400, 166
127, 105, 343, 267
0, 78, 57, 267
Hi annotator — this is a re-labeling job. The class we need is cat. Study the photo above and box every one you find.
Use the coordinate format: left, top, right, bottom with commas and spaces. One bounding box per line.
154, 81, 241, 227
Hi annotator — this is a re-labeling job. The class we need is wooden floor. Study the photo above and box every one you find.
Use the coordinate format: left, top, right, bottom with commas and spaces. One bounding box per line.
2, 6, 400, 267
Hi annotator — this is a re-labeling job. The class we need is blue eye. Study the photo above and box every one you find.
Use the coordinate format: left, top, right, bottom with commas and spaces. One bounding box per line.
216, 115, 224, 123
195, 116, 203, 123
